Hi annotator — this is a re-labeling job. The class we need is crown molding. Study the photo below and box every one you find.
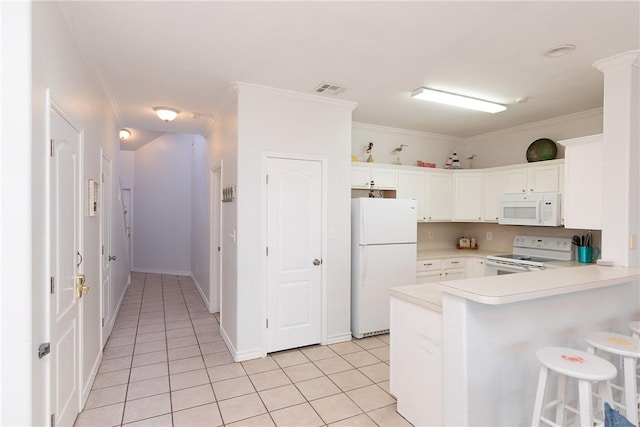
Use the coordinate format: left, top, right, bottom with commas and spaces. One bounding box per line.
233, 82, 358, 111
463, 108, 603, 143
352, 121, 464, 143
593, 50, 640, 72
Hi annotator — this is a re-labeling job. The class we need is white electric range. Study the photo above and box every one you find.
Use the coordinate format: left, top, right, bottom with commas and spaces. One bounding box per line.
486, 235, 573, 274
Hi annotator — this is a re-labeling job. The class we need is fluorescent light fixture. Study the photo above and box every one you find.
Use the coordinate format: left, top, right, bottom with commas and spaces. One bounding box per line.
119, 129, 131, 140
153, 106, 180, 122
411, 87, 506, 114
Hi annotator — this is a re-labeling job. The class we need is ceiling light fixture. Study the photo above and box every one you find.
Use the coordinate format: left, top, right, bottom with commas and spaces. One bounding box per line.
119, 129, 131, 140
544, 44, 576, 57
153, 106, 180, 122
411, 87, 507, 114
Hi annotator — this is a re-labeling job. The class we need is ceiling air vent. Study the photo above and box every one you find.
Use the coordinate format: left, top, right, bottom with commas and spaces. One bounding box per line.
314, 82, 346, 96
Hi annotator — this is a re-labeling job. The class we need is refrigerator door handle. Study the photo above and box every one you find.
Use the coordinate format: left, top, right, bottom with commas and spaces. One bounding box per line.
362, 209, 368, 246
361, 246, 367, 287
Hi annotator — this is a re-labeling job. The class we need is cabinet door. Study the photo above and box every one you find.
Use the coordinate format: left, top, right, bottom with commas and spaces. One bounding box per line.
466, 258, 486, 278
416, 271, 442, 284
398, 172, 426, 221
453, 173, 483, 222
442, 269, 465, 281
426, 172, 453, 221
351, 166, 370, 189
483, 172, 502, 222
502, 169, 528, 194
371, 168, 398, 189
528, 164, 559, 193
560, 135, 602, 229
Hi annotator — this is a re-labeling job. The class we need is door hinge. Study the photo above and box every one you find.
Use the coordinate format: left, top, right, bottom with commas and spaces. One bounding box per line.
50, 139, 55, 157
102, 318, 105, 327
217, 246, 221, 252
266, 319, 269, 328
50, 276, 55, 294
266, 246, 269, 256
38, 342, 50, 359
102, 245, 104, 255
51, 413, 55, 427
265, 174, 269, 184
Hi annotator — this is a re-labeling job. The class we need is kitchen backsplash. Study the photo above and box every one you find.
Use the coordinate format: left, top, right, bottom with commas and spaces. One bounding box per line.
417, 222, 601, 254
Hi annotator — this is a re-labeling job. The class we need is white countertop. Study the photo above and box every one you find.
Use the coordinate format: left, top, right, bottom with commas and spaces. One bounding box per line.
391, 265, 640, 307
436, 265, 639, 305
389, 283, 443, 312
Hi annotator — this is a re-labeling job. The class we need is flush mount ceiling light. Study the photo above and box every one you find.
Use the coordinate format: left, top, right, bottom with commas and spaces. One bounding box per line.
153, 106, 180, 122
544, 44, 576, 57
411, 87, 507, 114
119, 129, 131, 140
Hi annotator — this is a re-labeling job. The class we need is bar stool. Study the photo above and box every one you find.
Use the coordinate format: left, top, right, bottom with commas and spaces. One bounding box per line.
585, 331, 640, 426
532, 347, 616, 427
629, 321, 640, 339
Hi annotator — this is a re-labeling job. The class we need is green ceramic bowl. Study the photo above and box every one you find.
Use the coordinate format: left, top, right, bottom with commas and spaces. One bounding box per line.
526, 138, 557, 162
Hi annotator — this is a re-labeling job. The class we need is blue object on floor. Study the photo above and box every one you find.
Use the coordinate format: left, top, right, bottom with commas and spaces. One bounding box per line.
604, 402, 635, 427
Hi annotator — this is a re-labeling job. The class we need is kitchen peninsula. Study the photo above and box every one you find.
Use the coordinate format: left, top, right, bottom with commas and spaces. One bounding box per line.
389, 265, 640, 426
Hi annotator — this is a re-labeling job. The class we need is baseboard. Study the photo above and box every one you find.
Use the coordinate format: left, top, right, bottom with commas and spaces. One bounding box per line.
110, 277, 130, 333
132, 267, 191, 276
190, 274, 210, 310
325, 332, 353, 345
81, 352, 103, 410
234, 347, 266, 362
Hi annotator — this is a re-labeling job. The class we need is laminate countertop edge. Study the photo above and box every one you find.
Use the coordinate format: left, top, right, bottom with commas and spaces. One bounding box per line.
435, 265, 640, 305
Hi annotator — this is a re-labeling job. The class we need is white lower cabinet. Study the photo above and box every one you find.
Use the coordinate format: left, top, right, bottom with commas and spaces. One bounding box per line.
466, 257, 487, 278
416, 258, 466, 283
391, 295, 443, 426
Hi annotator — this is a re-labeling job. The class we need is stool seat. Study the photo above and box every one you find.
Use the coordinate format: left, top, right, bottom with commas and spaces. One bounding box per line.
585, 331, 640, 358
532, 347, 616, 426
629, 321, 640, 338
537, 346, 618, 380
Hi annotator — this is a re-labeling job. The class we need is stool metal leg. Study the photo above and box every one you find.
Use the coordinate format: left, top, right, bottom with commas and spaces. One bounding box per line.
531, 366, 548, 427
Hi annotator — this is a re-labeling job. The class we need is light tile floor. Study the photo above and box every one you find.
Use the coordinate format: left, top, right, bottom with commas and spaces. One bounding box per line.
74, 273, 413, 427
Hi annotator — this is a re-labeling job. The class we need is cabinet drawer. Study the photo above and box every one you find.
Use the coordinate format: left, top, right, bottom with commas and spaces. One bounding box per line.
442, 258, 466, 269
416, 259, 442, 272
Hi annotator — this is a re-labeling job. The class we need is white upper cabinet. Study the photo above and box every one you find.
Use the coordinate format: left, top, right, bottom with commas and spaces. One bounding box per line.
453, 173, 483, 222
351, 165, 398, 189
558, 134, 602, 229
425, 171, 453, 221
502, 162, 560, 194
483, 172, 502, 222
398, 171, 427, 221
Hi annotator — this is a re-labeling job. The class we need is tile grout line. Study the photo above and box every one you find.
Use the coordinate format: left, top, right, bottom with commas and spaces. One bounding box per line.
161, 274, 175, 427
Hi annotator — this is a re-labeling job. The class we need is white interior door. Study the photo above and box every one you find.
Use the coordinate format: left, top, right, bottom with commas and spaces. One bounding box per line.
266, 157, 322, 353
209, 166, 222, 314
50, 107, 82, 427
100, 155, 112, 346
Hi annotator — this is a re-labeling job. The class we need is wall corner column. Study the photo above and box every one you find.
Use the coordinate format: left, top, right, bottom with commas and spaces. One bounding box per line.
593, 50, 640, 267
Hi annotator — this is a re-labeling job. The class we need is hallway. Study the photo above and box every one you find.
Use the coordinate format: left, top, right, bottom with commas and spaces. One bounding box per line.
75, 273, 411, 426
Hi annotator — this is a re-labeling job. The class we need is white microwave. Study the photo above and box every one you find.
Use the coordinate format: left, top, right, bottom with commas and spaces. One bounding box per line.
499, 193, 562, 226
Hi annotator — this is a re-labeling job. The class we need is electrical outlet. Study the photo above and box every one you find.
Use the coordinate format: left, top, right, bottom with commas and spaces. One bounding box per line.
486, 231, 493, 241
428, 231, 434, 239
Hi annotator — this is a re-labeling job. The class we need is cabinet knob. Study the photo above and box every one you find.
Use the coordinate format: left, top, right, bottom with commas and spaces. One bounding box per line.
478, 217, 481, 220
530, 188, 533, 192
522, 189, 526, 193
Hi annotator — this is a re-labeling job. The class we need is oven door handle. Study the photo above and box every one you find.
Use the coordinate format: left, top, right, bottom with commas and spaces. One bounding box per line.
485, 260, 529, 271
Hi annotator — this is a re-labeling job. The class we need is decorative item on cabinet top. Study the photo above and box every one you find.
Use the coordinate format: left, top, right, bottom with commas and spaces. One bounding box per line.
366, 141, 374, 163
526, 138, 558, 162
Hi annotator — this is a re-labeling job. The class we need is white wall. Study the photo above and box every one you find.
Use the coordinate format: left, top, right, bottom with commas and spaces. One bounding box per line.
1, 2, 32, 424
190, 135, 211, 304
2, 1, 131, 425
209, 92, 240, 355
133, 133, 192, 274
458, 109, 603, 168
352, 122, 460, 168
119, 150, 135, 190
233, 83, 355, 359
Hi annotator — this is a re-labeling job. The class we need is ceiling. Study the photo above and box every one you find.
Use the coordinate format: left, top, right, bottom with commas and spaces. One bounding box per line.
56, 1, 639, 150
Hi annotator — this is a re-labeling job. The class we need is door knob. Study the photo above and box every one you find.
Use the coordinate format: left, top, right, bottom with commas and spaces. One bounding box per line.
109, 255, 116, 261
75, 274, 90, 298
313, 259, 322, 266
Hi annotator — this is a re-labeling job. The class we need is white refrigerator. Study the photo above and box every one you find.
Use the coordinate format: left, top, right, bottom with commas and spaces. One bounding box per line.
351, 198, 417, 338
